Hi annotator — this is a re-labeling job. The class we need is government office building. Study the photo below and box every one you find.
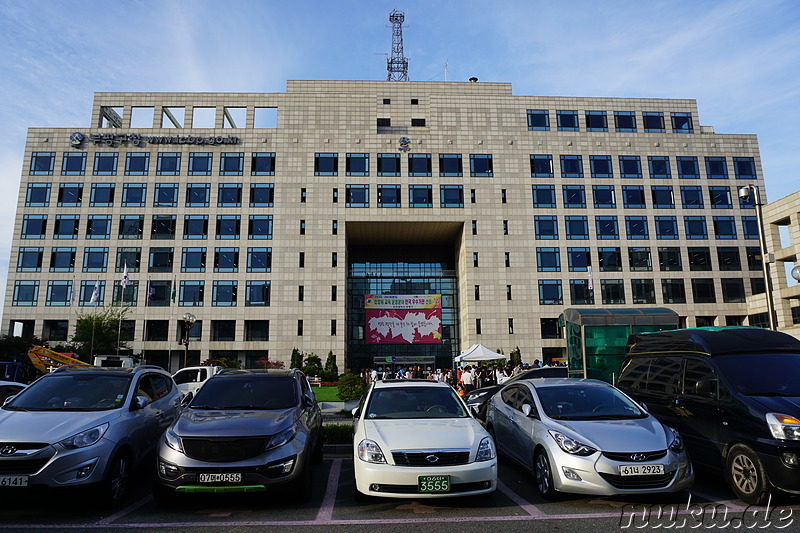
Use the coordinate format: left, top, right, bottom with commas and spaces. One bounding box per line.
3, 80, 771, 372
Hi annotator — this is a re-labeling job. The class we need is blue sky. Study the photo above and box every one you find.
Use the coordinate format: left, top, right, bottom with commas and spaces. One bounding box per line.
0, 0, 799, 313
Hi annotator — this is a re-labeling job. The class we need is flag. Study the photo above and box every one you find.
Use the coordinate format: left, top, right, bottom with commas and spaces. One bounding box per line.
121, 263, 129, 290
90, 280, 100, 303
171, 277, 177, 304
69, 281, 75, 307
147, 279, 156, 300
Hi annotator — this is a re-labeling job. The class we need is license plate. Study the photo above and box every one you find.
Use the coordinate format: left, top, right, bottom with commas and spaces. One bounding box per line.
418, 475, 450, 493
198, 473, 242, 483
619, 464, 664, 476
0, 475, 29, 487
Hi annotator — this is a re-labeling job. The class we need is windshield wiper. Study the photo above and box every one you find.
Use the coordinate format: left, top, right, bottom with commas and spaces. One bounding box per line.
582, 414, 641, 420
744, 392, 797, 397
190, 404, 222, 409
222, 405, 263, 410
3, 405, 27, 411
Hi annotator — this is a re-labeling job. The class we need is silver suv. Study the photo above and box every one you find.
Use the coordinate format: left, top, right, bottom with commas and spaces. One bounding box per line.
0, 365, 181, 505
154, 369, 322, 504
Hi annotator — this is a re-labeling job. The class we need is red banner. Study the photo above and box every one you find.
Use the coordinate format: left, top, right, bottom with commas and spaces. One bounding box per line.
366, 308, 442, 344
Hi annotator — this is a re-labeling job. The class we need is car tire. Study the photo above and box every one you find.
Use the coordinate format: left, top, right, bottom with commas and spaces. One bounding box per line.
534, 449, 557, 500
726, 444, 771, 505
312, 433, 324, 464
152, 480, 179, 507
99, 450, 131, 507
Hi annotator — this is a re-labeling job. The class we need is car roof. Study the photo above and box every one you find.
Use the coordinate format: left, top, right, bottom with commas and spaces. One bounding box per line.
0, 380, 25, 387
627, 327, 800, 357
49, 365, 166, 376
521, 377, 614, 390
210, 369, 297, 378
373, 379, 451, 389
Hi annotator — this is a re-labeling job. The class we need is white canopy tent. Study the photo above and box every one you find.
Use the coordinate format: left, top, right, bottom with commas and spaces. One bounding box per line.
454, 343, 506, 363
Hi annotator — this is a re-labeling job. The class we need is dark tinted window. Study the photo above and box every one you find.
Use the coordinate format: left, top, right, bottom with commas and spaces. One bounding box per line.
7, 374, 131, 411
713, 353, 800, 396
647, 356, 681, 394
192, 377, 298, 410
682, 359, 715, 396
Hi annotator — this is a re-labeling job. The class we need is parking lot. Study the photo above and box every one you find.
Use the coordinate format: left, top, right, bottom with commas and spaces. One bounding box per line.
2, 455, 798, 532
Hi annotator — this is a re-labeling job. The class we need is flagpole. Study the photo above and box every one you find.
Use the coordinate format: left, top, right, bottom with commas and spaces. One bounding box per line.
117, 263, 128, 356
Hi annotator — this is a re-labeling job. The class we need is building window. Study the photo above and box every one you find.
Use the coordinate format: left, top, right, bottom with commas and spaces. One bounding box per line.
590, 155, 613, 179
332, 252, 338, 267
116, 247, 141, 272
662, 279, 687, 304
251, 152, 276, 175
181, 183, 208, 207
62, 152, 87, 175
595, 216, 619, 239
556, 110, 579, 131
585, 111, 608, 132
215, 215, 241, 240
22, 214, 47, 239
247, 247, 271, 273
78, 280, 105, 307
717, 247, 741, 271
648, 156, 671, 179
145, 280, 172, 306
658, 247, 682, 271
601, 280, 625, 305
156, 152, 181, 175
507, 317, 514, 334
13, 280, 39, 306
219, 152, 243, 176
122, 183, 146, 207
213, 247, 238, 273
705, 157, 729, 179
408, 185, 432, 207
187, 152, 212, 176
684, 216, 708, 239
680, 185, 704, 209
218, 183, 242, 207
58, 183, 83, 206
154, 183, 178, 207
692, 278, 716, 303
342, 153, 369, 177
346, 184, 370, 207
82, 247, 108, 273
50, 247, 75, 272
471, 220, 477, 235
503, 220, 509, 234
212, 281, 237, 307
314, 153, 338, 175
332, 220, 338, 235
43, 320, 70, 341
17, 247, 43, 272
299, 252, 305, 268
472, 252, 479, 267
751, 277, 766, 296
592, 185, 616, 208
408, 153, 432, 176
620, 186, 645, 209
30, 152, 55, 175
614, 111, 637, 132
471, 189, 476, 203
439, 154, 463, 177
651, 186, 674, 208
746, 246, 762, 271
331, 319, 337, 336
179, 280, 205, 307
565, 216, 589, 240
45, 280, 71, 306
628, 247, 652, 271
527, 110, 550, 131
376, 153, 399, 176
248, 215, 273, 240
376, 118, 391, 127
569, 280, 594, 305
182, 215, 207, 240
250, 183, 274, 207
532, 185, 556, 208
530, 154, 554, 177
54, 215, 80, 239
469, 154, 493, 177
671, 112, 693, 133
642, 112, 665, 133
562, 185, 586, 208
151, 215, 176, 240
598, 247, 622, 272
677, 156, 700, 179
538, 280, 563, 305
619, 156, 642, 179
741, 217, 759, 239
541, 318, 563, 339
631, 279, 656, 304
25, 183, 50, 207
733, 157, 756, 180
654, 216, 678, 239
721, 278, 746, 303
534, 216, 558, 240
560, 155, 583, 178
536, 247, 560, 272
709, 186, 732, 209
411, 118, 426, 127
625, 216, 649, 239
297, 320, 303, 336
148, 247, 174, 273
568, 247, 590, 272
332, 285, 338, 301
713, 216, 737, 239
91, 152, 117, 176
377, 185, 401, 207
119, 215, 144, 239
504, 252, 511, 268
688, 247, 712, 271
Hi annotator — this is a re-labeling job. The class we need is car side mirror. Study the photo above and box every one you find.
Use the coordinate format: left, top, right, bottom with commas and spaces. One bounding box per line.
695, 378, 717, 398
352, 407, 360, 417
638, 402, 648, 413
132, 395, 150, 410
302, 395, 314, 409
521, 403, 536, 418
2, 395, 16, 407
180, 392, 193, 408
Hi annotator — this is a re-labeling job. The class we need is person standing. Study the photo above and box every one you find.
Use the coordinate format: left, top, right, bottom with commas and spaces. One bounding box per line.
461, 365, 475, 393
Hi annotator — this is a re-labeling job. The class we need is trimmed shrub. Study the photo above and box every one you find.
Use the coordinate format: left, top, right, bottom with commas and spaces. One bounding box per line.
337, 373, 367, 401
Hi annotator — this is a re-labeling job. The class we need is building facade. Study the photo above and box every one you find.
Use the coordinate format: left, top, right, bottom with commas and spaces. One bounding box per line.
3, 80, 770, 371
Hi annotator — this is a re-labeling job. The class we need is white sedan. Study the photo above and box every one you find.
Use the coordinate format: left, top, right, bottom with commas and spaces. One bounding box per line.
353, 379, 497, 499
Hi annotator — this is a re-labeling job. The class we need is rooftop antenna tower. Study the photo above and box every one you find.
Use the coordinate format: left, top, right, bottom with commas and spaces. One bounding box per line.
387, 10, 409, 81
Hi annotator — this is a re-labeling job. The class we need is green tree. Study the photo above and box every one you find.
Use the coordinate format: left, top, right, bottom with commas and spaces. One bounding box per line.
337, 372, 367, 401
0, 334, 45, 362
71, 307, 132, 361
290, 347, 303, 369
510, 346, 522, 366
302, 353, 323, 377
322, 350, 339, 382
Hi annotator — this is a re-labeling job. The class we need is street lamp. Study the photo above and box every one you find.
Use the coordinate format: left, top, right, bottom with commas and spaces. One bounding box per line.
739, 184, 776, 330
182, 312, 196, 368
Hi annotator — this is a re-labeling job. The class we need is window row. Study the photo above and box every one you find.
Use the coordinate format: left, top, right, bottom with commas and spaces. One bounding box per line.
530, 155, 756, 180
30, 319, 274, 343
20, 214, 273, 240
315, 153, 492, 177
25, 182, 275, 208
529, 215, 758, 240
532, 184, 754, 210
527, 110, 694, 133
29, 152, 275, 177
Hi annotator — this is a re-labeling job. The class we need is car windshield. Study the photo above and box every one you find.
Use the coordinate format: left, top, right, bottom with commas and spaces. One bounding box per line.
537, 385, 646, 420
5, 374, 131, 411
713, 353, 800, 396
191, 377, 298, 410
365, 387, 469, 419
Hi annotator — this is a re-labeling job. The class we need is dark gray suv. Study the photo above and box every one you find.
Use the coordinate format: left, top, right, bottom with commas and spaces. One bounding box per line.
154, 369, 323, 504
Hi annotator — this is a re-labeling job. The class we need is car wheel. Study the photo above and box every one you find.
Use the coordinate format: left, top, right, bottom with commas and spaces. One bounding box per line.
100, 450, 131, 507
726, 444, 771, 505
534, 450, 557, 500
152, 480, 179, 506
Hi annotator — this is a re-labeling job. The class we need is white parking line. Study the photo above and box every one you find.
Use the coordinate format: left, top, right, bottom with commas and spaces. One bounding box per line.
497, 480, 544, 517
315, 458, 342, 521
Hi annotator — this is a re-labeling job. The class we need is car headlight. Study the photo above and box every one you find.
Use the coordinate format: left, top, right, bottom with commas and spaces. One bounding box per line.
164, 428, 183, 452
266, 426, 297, 450
548, 430, 597, 456
666, 426, 685, 453
59, 423, 109, 450
357, 439, 386, 463
766, 413, 800, 441
476, 436, 496, 462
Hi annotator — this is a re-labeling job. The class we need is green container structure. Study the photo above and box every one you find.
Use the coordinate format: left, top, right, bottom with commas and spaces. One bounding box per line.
559, 308, 679, 384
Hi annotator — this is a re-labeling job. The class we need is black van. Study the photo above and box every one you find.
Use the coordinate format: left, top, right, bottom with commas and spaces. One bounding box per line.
617, 327, 800, 504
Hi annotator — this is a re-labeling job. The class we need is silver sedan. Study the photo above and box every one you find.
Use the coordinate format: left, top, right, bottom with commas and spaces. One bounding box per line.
486, 378, 693, 498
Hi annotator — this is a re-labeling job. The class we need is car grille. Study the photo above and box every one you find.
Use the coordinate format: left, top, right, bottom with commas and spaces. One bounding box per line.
182, 437, 268, 462
0, 458, 51, 475
371, 481, 491, 494
602, 450, 667, 462
599, 470, 676, 489
391, 451, 470, 467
